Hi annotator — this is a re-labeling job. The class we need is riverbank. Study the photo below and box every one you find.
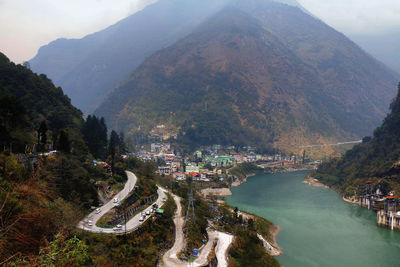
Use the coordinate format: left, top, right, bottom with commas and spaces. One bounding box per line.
303, 176, 362, 206
232, 208, 283, 256
342, 196, 360, 204
303, 176, 329, 188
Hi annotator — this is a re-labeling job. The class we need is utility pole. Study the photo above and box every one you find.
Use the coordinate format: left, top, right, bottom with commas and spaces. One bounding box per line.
186, 188, 195, 223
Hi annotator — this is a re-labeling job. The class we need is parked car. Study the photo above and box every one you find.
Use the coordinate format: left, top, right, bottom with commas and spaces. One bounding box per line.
139, 216, 144, 222
95, 208, 101, 214
113, 197, 119, 203
88, 220, 93, 226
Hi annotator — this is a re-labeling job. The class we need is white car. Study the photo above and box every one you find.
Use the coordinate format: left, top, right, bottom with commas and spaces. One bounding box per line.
116, 224, 122, 229
146, 210, 150, 215
141, 211, 146, 216
95, 208, 101, 214
88, 220, 93, 226
139, 216, 144, 222
113, 197, 119, 203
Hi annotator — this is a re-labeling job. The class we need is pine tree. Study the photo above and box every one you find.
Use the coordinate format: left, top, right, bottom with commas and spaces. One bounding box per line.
37, 121, 47, 152
57, 130, 70, 153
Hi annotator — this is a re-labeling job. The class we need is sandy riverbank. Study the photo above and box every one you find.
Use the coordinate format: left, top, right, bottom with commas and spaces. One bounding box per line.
342, 196, 360, 204
303, 176, 329, 188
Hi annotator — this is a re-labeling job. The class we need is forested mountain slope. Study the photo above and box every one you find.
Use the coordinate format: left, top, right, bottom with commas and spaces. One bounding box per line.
95, 1, 398, 152
314, 83, 400, 195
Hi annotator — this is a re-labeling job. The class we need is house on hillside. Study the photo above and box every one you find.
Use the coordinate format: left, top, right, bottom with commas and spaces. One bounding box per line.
173, 172, 186, 181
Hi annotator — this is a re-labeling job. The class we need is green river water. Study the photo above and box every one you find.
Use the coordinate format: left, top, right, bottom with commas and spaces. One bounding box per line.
226, 171, 400, 267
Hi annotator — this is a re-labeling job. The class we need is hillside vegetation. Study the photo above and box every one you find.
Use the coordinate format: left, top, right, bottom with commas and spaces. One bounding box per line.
0, 52, 84, 154
313, 83, 400, 195
0, 53, 176, 266
96, 2, 398, 153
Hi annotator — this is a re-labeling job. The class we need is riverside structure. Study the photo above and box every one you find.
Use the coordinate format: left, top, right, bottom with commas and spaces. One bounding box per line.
377, 196, 400, 231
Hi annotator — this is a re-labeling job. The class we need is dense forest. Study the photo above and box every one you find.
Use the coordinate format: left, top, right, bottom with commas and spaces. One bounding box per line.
0, 53, 175, 265
313, 83, 400, 196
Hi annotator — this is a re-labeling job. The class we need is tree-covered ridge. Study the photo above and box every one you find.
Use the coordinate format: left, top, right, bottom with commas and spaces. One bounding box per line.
0, 52, 179, 266
0, 53, 82, 128
0, 52, 84, 153
313, 83, 400, 194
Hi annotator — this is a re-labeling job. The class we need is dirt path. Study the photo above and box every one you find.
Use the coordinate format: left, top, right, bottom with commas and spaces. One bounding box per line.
214, 231, 234, 267
162, 192, 187, 267
162, 192, 234, 267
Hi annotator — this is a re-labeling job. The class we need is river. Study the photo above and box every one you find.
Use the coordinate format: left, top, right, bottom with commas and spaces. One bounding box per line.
226, 171, 400, 267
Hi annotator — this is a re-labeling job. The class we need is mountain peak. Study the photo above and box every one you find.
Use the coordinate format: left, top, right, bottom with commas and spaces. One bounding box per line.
94, 3, 397, 152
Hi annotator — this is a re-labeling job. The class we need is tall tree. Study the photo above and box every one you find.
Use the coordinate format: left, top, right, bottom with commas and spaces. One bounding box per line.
37, 121, 47, 152
82, 115, 107, 159
108, 130, 120, 175
119, 131, 126, 154
0, 95, 30, 150
57, 130, 70, 153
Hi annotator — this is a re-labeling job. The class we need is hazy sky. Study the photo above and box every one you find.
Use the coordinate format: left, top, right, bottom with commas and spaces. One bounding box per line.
0, 0, 399, 63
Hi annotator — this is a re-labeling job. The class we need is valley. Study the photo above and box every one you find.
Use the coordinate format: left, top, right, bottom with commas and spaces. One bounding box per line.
2, 0, 400, 266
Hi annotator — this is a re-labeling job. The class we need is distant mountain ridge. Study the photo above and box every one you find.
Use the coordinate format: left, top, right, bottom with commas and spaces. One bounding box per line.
29, 0, 231, 112
94, 2, 398, 152
30, 0, 399, 152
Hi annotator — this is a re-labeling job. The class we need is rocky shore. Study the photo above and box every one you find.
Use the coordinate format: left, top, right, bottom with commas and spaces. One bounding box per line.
239, 210, 283, 256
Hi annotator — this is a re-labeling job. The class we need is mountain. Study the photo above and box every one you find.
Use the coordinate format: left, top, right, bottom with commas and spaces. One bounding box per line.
95, 1, 399, 152
0, 52, 101, 262
313, 83, 400, 195
0, 52, 84, 152
29, 0, 231, 112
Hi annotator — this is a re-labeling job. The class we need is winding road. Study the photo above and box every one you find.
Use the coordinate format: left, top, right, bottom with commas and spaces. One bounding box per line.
162, 191, 234, 267
77, 171, 168, 234
77, 172, 234, 264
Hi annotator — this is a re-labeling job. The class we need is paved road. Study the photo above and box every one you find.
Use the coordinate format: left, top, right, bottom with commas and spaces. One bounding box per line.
124, 186, 167, 234
77, 171, 168, 234
299, 140, 362, 148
